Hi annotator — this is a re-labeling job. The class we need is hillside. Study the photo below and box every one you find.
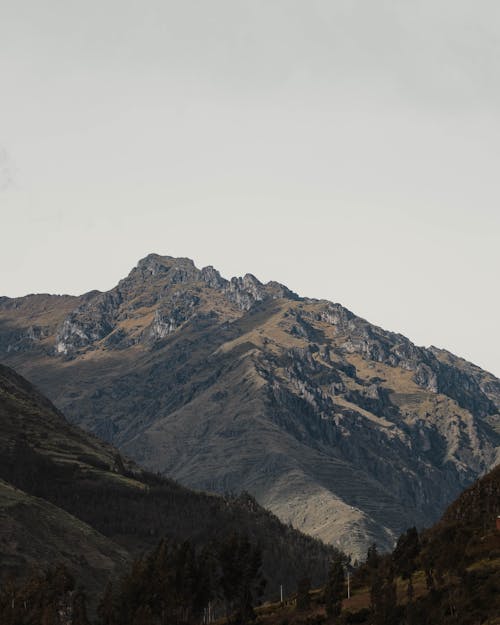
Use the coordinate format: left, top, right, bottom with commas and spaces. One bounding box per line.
0, 479, 129, 596
0, 364, 336, 598
1, 254, 499, 556
256, 463, 500, 625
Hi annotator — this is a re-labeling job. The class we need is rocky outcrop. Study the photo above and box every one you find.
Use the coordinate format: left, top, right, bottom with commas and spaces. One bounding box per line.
51, 255, 296, 357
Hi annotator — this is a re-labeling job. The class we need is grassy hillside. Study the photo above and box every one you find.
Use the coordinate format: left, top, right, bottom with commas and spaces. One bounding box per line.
0, 479, 129, 596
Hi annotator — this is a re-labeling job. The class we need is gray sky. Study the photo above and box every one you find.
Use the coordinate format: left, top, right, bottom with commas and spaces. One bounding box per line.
1, 0, 499, 376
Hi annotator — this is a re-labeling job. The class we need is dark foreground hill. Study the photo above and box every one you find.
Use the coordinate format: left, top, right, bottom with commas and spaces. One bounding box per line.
365, 461, 500, 625
255, 463, 500, 625
1, 254, 499, 556
0, 364, 336, 600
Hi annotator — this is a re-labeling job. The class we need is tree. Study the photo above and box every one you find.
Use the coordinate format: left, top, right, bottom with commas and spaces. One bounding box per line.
106, 537, 217, 625
72, 588, 91, 625
392, 527, 419, 601
296, 577, 311, 611
97, 583, 116, 625
324, 556, 345, 620
0, 566, 77, 625
366, 543, 380, 570
370, 562, 399, 625
218, 533, 266, 624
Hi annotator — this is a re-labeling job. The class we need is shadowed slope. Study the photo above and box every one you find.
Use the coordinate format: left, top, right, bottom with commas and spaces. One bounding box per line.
0, 364, 336, 596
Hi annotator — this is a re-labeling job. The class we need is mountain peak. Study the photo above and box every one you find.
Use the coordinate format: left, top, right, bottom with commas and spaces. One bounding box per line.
45, 255, 300, 356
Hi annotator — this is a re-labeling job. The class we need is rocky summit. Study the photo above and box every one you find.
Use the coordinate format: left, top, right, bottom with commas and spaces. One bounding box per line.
1, 253, 499, 558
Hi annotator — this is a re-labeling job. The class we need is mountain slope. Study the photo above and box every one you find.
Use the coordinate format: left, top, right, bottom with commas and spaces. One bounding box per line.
0, 364, 132, 593
1, 254, 499, 557
0, 479, 129, 594
0, 363, 335, 596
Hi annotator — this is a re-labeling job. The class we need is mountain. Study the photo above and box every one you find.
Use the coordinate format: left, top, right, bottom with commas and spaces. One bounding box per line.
0, 363, 336, 598
1, 253, 499, 557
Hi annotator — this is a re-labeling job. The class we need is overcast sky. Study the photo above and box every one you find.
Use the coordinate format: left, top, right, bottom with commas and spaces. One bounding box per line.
1, 1, 499, 376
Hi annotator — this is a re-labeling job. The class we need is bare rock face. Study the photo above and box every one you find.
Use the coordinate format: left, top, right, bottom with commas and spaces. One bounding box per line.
48, 256, 296, 357
0, 254, 499, 559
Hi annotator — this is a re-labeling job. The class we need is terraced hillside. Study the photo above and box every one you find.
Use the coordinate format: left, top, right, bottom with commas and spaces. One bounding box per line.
1, 254, 499, 557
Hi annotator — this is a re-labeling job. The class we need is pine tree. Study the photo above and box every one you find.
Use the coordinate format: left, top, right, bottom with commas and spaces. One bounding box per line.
97, 583, 116, 625
324, 556, 345, 620
72, 588, 91, 625
366, 543, 380, 570
370, 562, 399, 625
218, 533, 266, 624
392, 527, 420, 602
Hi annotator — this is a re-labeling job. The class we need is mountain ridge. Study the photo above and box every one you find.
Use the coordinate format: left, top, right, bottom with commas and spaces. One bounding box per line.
1, 253, 499, 557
